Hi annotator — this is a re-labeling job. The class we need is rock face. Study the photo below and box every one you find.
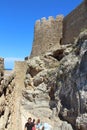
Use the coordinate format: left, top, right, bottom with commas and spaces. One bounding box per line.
55, 30, 87, 130
21, 30, 87, 130
0, 68, 15, 130
1, 30, 87, 130
21, 53, 73, 130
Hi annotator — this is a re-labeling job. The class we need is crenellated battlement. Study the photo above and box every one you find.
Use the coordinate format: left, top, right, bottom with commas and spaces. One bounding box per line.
35, 15, 63, 25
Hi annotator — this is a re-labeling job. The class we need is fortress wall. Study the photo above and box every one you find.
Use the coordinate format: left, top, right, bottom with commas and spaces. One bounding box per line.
30, 1, 87, 57
30, 15, 63, 57
63, 0, 87, 44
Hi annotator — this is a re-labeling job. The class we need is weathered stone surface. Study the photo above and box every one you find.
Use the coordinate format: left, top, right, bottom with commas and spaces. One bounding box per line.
76, 114, 87, 130
63, 1, 87, 44
33, 70, 48, 86
31, 15, 63, 57
53, 31, 87, 130
27, 57, 45, 76
77, 29, 87, 43
0, 73, 15, 130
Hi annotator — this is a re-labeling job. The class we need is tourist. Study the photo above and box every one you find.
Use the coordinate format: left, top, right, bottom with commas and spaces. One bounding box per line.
32, 119, 36, 130
24, 117, 34, 130
36, 119, 43, 130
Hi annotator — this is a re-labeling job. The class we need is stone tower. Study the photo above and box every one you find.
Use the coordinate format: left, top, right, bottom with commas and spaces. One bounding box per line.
30, 15, 63, 57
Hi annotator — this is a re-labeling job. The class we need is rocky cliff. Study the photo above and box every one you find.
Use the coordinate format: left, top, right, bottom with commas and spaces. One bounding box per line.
1, 30, 87, 130
22, 30, 87, 130
0, 68, 15, 130
20, 30, 87, 130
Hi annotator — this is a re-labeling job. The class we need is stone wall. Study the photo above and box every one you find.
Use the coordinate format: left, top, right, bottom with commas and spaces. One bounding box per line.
12, 61, 27, 130
63, 0, 87, 44
30, 15, 63, 57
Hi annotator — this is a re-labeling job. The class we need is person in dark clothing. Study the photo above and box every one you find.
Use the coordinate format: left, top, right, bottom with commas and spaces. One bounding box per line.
24, 117, 34, 130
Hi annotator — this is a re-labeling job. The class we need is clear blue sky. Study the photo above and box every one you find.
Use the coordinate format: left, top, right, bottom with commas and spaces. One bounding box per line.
0, 0, 83, 69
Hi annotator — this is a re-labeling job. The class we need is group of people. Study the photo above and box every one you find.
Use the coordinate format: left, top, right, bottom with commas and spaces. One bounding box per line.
24, 117, 44, 130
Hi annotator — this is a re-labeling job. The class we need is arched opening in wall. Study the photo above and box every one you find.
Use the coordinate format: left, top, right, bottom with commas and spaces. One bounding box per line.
51, 49, 64, 61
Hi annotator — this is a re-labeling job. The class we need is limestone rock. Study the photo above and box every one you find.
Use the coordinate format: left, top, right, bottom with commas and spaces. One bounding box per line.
54, 32, 87, 129
27, 56, 45, 77
78, 29, 87, 43
24, 74, 33, 88
33, 70, 48, 86
0, 68, 15, 130
76, 114, 87, 130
